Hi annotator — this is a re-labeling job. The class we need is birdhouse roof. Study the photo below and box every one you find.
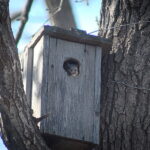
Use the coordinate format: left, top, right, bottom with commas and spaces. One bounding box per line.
27, 25, 112, 51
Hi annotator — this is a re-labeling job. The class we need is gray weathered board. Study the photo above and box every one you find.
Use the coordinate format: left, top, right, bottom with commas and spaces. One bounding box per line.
20, 26, 111, 144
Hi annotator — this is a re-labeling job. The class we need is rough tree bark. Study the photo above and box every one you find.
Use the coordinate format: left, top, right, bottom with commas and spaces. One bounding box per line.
100, 0, 150, 150
0, 1, 49, 150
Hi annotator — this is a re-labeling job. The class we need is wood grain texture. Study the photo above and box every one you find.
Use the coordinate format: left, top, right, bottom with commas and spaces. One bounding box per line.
21, 49, 28, 94
26, 47, 34, 106
40, 35, 50, 130
31, 37, 44, 119
38, 37, 102, 144
93, 46, 102, 143
20, 47, 34, 105
27, 26, 111, 51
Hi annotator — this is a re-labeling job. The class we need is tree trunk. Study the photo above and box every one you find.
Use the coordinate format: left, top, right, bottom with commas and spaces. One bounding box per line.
100, 0, 150, 150
0, 1, 49, 150
45, 0, 76, 29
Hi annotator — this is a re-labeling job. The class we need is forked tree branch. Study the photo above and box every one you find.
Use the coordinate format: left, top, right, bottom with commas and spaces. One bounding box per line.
11, 11, 21, 21
15, 0, 34, 44
49, 0, 64, 16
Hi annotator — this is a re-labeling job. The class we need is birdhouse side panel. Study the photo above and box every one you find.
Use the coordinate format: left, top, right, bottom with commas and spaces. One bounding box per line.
31, 37, 45, 119
19, 47, 33, 105
20, 49, 28, 97
26, 47, 34, 106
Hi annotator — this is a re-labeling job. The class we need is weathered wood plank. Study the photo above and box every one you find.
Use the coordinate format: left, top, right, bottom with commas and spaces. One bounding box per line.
27, 26, 111, 51
19, 48, 33, 105
40, 35, 50, 130
21, 49, 28, 94
93, 46, 102, 143
39, 37, 101, 144
26, 47, 34, 106
31, 37, 44, 118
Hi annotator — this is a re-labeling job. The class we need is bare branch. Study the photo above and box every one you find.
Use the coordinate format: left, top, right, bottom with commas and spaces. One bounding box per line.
49, 0, 64, 16
11, 11, 21, 21
75, 0, 89, 5
15, 0, 34, 44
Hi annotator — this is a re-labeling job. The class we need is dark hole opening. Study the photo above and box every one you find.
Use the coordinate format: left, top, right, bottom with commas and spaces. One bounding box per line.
63, 58, 80, 77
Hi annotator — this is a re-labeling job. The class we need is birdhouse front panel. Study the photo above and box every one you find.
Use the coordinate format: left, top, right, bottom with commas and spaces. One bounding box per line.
21, 26, 111, 145
37, 37, 102, 144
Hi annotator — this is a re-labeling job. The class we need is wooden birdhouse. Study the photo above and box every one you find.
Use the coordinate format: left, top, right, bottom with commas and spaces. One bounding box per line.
20, 26, 111, 147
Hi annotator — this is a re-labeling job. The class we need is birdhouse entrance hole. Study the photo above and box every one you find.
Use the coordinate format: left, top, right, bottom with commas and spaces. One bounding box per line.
63, 58, 80, 77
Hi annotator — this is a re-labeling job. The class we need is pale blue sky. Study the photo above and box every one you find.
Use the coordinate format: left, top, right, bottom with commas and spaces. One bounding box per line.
0, 0, 101, 149
0, 139, 7, 150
